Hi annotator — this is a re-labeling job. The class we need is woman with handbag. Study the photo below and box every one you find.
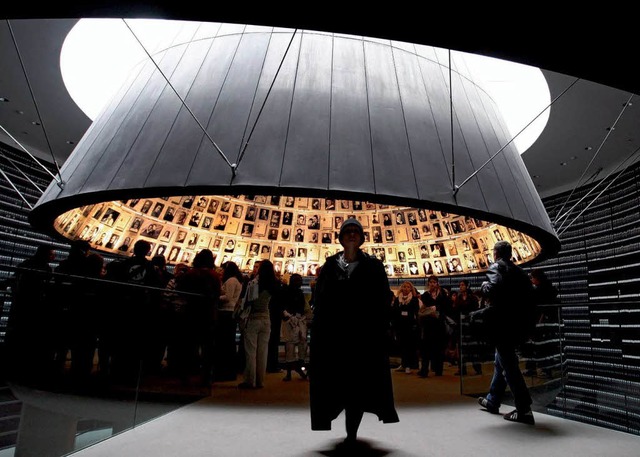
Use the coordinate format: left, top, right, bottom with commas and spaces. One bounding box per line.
238, 260, 277, 389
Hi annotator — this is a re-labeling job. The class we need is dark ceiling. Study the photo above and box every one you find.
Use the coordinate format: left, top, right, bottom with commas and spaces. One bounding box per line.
1, 5, 638, 203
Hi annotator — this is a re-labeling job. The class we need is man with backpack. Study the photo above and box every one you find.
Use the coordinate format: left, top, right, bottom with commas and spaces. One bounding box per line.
477, 240, 536, 425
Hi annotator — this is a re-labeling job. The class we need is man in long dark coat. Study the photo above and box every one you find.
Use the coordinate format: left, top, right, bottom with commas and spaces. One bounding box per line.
310, 218, 398, 443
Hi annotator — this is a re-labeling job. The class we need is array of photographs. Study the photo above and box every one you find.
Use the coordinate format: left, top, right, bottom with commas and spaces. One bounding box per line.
54, 195, 541, 276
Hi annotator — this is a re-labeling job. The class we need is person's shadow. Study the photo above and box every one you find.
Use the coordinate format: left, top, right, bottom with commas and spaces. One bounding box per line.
316, 439, 391, 456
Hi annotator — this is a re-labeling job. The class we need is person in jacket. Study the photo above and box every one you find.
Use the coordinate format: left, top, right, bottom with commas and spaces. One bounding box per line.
217, 261, 243, 381
238, 260, 277, 389
477, 240, 536, 425
281, 273, 309, 381
418, 275, 450, 377
392, 281, 420, 374
310, 218, 399, 445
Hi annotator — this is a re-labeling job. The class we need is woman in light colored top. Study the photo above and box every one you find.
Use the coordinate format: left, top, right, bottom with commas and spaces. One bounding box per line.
216, 262, 244, 381
239, 260, 277, 389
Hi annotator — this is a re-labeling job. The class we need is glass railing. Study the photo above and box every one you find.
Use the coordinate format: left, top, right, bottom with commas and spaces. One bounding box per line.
0, 266, 216, 457
459, 301, 640, 436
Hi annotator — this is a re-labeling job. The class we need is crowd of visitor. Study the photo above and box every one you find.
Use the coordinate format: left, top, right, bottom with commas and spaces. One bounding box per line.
4, 238, 555, 392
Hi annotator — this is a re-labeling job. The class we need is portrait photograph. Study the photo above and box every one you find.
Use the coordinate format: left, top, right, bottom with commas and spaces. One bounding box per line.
212, 238, 222, 251
406, 247, 416, 260
249, 243, 260, 256
430, 243, 445, 257
232, 204, 244, 219
422, 261, 432, 275
245, 206, 257, 221
175, 210, 188, 225
274, 245, 285, 258
105, 234, 119, 250
99, 208, 119, 227
196, 196, 208, 209
382, 213, 393, 226
325, 198, 335, 210
270, 210, 281, 228
163, 206, 176, 222
384, 229, 394, 242
224, 238, 236, 253
395, 211, 406, 225
213, 214, 228, 230
334, 216, 344, 230
260, 245, 271, 257
188, 212, 201, 227
175, 230, 187, 244
357, 215, 369, 228
448, 242, 458, 256
181, 196, 194, 209
294, 228, 305, 242
258, 208, 270, 221
202, 216, 213, 230
307, 215, 320, 230
307, 231, 319, 243
129, 217, 143, 233
417, 209, 428, 222
241, 223, 254, 236
296, 214, 306, 226
408, 261, 419, 275
140, 200, 153, 214
297, 247, 307, 260
393, 264, 406, 275
311, 198, 321, 210
268, 228, 279, 240
419, 244, 430, 259
149, 202, 164, 218
321, 232, 332, 244
140, 222, 161, 239
206, 199, 219, 214
284, 196, 295, 207
282, 211, 293, 226
168, 246, 181, 263
187, 233, 199, 249
411, 227, 421, 240
270, 196, 280, 206
160, 229, 173, 242
220, 201, 231, 213
397, 250, 407, 263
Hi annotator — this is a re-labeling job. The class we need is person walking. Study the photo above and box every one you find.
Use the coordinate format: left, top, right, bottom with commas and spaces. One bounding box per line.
477, 240, 537, 424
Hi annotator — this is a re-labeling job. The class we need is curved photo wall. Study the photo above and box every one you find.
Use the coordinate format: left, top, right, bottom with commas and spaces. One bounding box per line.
55, 194, 540, 277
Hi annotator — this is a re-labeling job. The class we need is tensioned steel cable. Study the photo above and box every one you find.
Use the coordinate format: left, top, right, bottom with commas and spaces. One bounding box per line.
6, 20, 64, 187
0, 124, 61, 185
553, 93, 634, 227
0, 149, 44, 193
449, 50, 455, 195
235, 28, 299, 170
0, 166, 33, 209
453, 77, 580, 197
122, 19, 235, 172
558, 145, 640, 236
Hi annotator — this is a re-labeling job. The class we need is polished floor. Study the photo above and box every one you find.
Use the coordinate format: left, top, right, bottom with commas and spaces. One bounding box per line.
71, 365, 639, 457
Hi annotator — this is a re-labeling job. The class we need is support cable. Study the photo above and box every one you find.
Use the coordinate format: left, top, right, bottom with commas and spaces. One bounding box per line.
553, 93, 634, 224
122, 19, 235, 174
0, 167, 33, 209
449, 50, 455, 195
558, 147, 640, 236
6, 20, 64, 188
0, 124, 61, 185
0, 149, 44, 193
453, 78, 580, 197
236, 28, 298, 170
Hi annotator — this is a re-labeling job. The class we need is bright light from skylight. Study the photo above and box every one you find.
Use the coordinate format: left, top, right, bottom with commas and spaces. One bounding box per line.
61, 19, 550, 154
